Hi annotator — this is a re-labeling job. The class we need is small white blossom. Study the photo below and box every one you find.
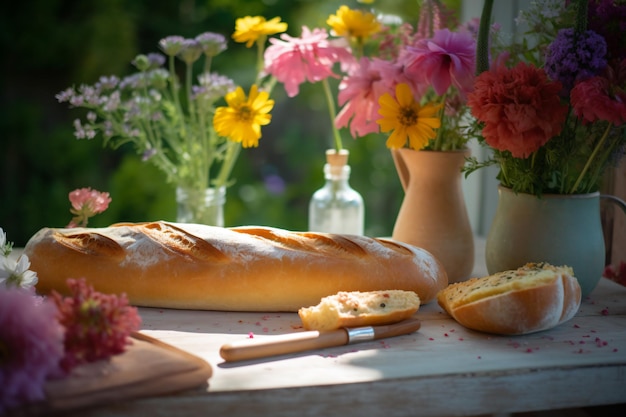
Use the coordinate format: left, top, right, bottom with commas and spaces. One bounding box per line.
0, 254, 38, 289
0, 227, 12, 257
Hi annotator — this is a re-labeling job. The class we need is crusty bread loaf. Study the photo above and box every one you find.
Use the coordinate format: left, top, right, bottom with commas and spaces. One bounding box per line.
298, 290, 421, 331
24, 221, 447, 312
437, 263, 581, 335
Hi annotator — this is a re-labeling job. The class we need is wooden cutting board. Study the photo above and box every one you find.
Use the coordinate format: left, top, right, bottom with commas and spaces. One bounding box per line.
14, 332, 212, 416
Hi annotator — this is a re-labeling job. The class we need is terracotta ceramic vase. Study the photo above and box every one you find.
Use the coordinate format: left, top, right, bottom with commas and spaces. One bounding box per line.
486, 185, 605, 298
391, 148, 474, 283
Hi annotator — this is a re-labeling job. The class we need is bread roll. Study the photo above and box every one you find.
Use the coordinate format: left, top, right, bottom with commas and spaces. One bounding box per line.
298, 290, 421, 331
24, 221, 447, 312
437, 263, 581, 335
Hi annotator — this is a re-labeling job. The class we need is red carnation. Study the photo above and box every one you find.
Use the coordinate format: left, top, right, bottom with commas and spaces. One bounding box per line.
571, 76, 626, 126
468, 62, 568, 158
52, 278, 142, 372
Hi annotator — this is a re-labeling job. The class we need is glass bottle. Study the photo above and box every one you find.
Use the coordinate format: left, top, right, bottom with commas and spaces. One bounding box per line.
308, 149, 364, 235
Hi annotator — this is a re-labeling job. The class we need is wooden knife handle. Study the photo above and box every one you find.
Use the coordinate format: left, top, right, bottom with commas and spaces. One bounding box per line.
220, 329, 348, 362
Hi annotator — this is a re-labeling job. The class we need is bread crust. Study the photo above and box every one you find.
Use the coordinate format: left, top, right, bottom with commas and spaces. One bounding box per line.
24, 221, 448, 312
437, 264, 581, 335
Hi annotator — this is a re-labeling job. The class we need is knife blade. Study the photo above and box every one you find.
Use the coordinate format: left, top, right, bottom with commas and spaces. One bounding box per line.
219, 317, 421, 362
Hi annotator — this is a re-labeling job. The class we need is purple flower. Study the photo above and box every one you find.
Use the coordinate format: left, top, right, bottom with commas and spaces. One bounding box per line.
544, 28, 607, 94
147, 68, 169, 89
193, 73, 236, 102
55, 87, 75, 103
264, 174, 286, 195
158, 35, 186, 56
196, 32, 227, 57
142, 148, 157, 161
0, 288, 65, 413
146, 53, 166, 69
177, 39, 203, 65
95, 75, 120, 91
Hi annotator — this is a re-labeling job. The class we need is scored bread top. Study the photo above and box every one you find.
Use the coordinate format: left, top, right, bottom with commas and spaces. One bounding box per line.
438, 263, 573, 310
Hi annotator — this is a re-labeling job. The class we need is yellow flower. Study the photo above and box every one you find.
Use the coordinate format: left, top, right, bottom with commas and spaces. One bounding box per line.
213, 85, 274, 148
326, 5, 381, 40
232, 16, 288, 48
377, 83, 442, 150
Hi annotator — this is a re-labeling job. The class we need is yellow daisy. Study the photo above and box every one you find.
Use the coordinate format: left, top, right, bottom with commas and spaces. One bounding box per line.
377, 83, 442, 150
213, 85, 274, 148
232, 16, 288, 48
326, 5, 381, 40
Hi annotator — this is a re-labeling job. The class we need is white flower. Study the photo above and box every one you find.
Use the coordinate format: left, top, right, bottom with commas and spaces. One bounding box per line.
1, 227, 13, 257
0, 255, 38, 289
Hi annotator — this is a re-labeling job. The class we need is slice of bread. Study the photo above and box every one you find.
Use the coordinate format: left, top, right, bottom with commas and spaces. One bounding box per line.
298, 290, 421, 331
437, 263, 582, 335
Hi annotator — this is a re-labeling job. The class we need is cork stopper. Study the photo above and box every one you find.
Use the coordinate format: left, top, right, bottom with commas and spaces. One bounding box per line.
325, 149, 349, 176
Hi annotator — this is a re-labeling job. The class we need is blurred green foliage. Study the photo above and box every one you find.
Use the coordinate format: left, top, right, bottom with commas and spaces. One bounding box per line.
0, 0, 460, 246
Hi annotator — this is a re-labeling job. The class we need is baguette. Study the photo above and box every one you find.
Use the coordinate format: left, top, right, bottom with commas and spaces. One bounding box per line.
298, 290, 421, 331
437, 263, 581, 335
24, 221, 448, 312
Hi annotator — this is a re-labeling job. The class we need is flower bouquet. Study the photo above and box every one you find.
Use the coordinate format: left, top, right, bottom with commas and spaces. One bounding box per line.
57, 17, 287, 225
466, 0, 626, 196
465, 0, 626, 296
261, 2, 480, 236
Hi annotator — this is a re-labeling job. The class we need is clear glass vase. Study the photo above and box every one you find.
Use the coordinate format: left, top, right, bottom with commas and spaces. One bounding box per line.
308, 149, 364, 235
176, 186, 226, 226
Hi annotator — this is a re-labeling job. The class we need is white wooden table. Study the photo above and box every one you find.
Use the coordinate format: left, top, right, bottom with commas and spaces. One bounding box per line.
53, 240, 626, 416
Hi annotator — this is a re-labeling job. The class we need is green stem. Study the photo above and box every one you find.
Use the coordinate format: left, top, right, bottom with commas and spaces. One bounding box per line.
255, 36, 267, 85
322, 78, 343, 151
575, 0, 589, 34
569, 122, 612, 194
476, 0, 493, 75
213, 141, 241, 189
168, 55, 186, 136
204, 55, 212, 75
433, 93, 447, 150
185, 62, 196, 126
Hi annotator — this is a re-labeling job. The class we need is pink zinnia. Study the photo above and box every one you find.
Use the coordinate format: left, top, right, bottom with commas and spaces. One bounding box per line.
264, 26, 355, 97
571, 76, 626, 126
468, 62, 568, 158
403, 28, 476, 97
335, 58, 393, 138
336, 58, 406, 138
0, 288, 65, 413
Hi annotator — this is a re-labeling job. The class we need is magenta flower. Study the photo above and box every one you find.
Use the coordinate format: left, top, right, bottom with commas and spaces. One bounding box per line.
264, 26, 355, 97
403, 28, 476, 97
67, 187, 112, 228
0, 288, 65, 413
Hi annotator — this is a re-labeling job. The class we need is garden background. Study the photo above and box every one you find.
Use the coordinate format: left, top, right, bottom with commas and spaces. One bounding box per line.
1, 0, 466, 247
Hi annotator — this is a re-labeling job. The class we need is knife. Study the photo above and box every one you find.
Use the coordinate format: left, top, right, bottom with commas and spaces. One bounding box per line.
219, 317, 421, 362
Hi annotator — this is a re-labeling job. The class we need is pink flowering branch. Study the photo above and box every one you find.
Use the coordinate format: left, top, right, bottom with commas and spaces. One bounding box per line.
67, 187, 112, 228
